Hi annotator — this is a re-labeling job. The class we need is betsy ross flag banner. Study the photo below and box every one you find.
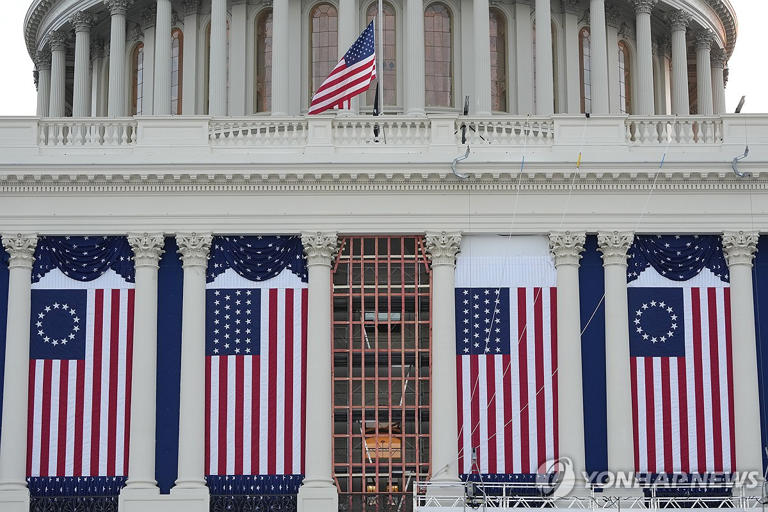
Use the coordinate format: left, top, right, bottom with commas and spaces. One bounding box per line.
308, 21, 376, 115
205, 236, 308, 481
455, 236, 558, 476
627, 235, 735, 474
27, 236, 135, 483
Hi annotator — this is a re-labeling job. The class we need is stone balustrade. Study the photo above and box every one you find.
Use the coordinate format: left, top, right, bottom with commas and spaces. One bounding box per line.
626, 116, 724, 144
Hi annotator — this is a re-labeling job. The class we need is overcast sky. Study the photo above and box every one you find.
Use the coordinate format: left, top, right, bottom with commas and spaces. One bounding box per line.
0, 1, 764, 115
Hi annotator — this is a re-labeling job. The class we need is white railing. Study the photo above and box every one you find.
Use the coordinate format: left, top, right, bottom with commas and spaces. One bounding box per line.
626, 116, 724, 144
414, 481, 766, 510
458, 117, 555, 145
332, 117, 432, 146
209, 118, 308, 146
38, 118, 137, 147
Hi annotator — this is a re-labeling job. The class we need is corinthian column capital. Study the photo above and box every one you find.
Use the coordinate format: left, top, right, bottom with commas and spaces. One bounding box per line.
183, 0, 200, 16
722, 231, 759, 267
128, 233, 166, 268
2, 234, 38, 269
597, 231, 634, 266
71, 11, 95, 32
35, 49, 52, 70
104, 0, 134, 16
695, 29, 715, 50
176, 233, 213, 267
667, 9, 693, 31
301, 232, 339, 266
48, 30, 69, 52
425, 231, 462, 266
549, 231, 586, 267
631, 0, 657, 16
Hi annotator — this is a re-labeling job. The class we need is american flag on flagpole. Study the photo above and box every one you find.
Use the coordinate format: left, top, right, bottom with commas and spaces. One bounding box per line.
308, 21, 377, 115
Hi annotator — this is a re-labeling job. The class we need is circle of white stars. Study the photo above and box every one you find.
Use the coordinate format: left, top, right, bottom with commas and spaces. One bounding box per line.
35, 302, 81, 347
633, 299, 678, 344
211, 289, 255, 355
461, 288, 503, 353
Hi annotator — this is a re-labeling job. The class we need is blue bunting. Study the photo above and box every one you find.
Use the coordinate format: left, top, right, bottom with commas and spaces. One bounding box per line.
206, 474, 303, 495
207, 236, 307, 283
1, 247, 7, 266
27, 476, 126, 496
33, 236, 135, 283
627, 235, 729, 284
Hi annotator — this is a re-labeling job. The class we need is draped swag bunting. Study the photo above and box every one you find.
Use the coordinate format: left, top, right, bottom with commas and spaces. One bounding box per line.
627, 235, 729, 283
206, 235, 308, 283
32, 236, 135, 283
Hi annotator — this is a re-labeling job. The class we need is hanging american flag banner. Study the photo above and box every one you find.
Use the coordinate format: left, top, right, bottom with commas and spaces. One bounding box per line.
455, 236, 558, 476
205, 236, 307, 483
308, 21, 376, 115
26, 236, 135, 483
627, 235, 735, 475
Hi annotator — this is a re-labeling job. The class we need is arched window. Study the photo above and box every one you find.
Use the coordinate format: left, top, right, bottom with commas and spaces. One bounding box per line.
309, 3, 338, 102
489, 8, 506, 112
131, 43, 145, 115
366, 1, 396, 107
424, 2, 453, 108
255, 9, 273, 112
579, 27, 591, 113
618, 40, 631, 114
171, 28, 183, 115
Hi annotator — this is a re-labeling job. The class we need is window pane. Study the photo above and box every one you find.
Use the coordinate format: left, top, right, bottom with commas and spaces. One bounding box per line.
310, 4, 338, 101
424, 3, 453, 107
256, 9, 273, 112
489, 8, 506, 112
366, 2, 396, 106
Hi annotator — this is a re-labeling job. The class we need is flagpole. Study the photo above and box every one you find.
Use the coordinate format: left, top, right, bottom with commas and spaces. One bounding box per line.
378, 0, 384, 114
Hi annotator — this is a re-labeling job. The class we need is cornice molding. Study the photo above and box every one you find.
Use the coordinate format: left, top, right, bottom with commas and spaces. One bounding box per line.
176, 232, 212, 267
301, 231, 338, 266
549, 231, 586, 267
128, 232, 165, 268
597, 231, 634, 265
722, 230, 759, 267
425, 231, 462, 266
2, 234, 39, 269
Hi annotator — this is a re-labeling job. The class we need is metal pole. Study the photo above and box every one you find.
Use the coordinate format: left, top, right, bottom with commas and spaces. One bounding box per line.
378, 0, 384, 112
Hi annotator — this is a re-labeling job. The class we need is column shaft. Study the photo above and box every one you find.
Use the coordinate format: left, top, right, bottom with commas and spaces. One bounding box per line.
669, 10, 691, 116
154, 0, 173, 115
337, 0, 358, 114
598, 232, 634, 473
36, 51, 52, 117
182, 2, 199, 115
473, 0, 492, 115
633, 2, 657, 115
515, 1, 534, 115
208, 0, 227, 115
589, 0, 609, 114
107, 3, 128, 117
405, 0, 426, 115
563, 10, 581, 114
534, 0, 553, 115
695, 31, 714, 116
712, 53, 726, 115
229, 1, 247, 116
271, 0, 289, 116
606, 21, 620, 114
72, 13, 94, 117
90, 41, 106, 117
49, 32, 68, 118
0, 235, 37, 492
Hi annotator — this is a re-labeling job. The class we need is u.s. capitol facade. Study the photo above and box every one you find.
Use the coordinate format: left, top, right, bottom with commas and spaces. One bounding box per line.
1, 0, 767, 512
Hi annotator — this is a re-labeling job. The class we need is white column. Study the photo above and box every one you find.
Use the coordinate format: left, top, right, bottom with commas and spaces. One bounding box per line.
668, 9, 691, 116
91, 40, 106, 117
72, 12, 94, 117
49, 31, 68, 118
605, 10, 620, 114
722, 232, 763, 479
515, 1, 534, 115
209, 0, 228, 116
425, 232, 462, 486
0, 235, 37, 512
35, 50, 52, 117
549, 232, 586, 492
405, 0, 426, 115
121, 234, 164, 501
172, 233, 212, 509
589, 0, 609, 114
182, 0, 199, 115
562, 7, 581, 114
228, 0, 248, 116
337, 0, 358, 114
711, 48, 726, 115
154, 0, 172, 115
652, 39, 669, 115
631, 0, 657, 115
140, 7, 157, 116
695, 30, 714, 116
534, 0, 553, 115
297, 232, 339, 512
106, 0, 131, 117
473, 0, 492, 115
597, 231, 635, 474
271, 0, 289, 116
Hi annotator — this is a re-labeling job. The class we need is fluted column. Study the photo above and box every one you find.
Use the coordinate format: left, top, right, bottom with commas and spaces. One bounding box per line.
208, 0, 227, 115
669, 10, 691, 116
563, 1, 581, 114
228, 0, 248, 115
711, 48, 727, 114
106, 0, 132, 117
515, 1, 534, 114
90, 41, 106, 116
35, 50, 52, 117
722, 232, 762, 478
534, 0, 553, 115
549, 232, 586, 491
71, 12, 94, 117
182, 1, 199, 114
140, 6, 157, 116
49, 31, 68, 117
632, 0, 657, 115
589, 0, 609, 114
605, 7, 620, 113
271, 0, 289, 115
172, 234, 212, 503
695, 30, 714, 116
405, 0, 426, 115
122, 234, 165, 495
473, 0, 492, 115
425, 232, 462, 486
652, 39, 669, 115
153, 0, 172, 115
0, 234, 37, 509
597, 231, 634, 474
297, 232, 339, 512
